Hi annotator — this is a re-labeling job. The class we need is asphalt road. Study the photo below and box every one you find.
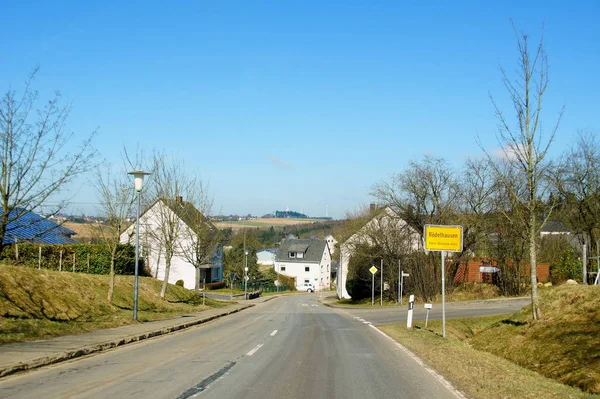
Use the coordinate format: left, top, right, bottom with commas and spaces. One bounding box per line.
339, 297, 530, 325
0, 295, 463, 399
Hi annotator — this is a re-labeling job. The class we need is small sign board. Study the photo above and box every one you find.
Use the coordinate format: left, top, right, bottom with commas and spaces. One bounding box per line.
402, 272, 410, 277
369, 266, 378, 275
424, 224, 463, 252
274, 280, 281, 287
424, 303, 433, 309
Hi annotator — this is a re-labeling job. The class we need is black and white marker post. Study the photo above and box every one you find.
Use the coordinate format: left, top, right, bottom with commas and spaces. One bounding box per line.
406, 294, 415, 328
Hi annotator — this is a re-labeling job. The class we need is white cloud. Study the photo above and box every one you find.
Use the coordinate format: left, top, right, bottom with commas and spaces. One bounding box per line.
270, 156, 293, 169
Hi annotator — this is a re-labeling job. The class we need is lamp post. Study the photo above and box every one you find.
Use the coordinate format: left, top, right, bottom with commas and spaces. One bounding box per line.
244, 249, 249, 300
128, 170, 150, 321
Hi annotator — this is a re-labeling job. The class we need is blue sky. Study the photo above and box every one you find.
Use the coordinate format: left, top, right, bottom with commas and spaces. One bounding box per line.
2, 1, 599, 219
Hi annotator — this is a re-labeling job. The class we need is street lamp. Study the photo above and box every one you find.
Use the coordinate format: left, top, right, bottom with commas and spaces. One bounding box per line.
128, 170, 151, 320
244, 249, 249, 300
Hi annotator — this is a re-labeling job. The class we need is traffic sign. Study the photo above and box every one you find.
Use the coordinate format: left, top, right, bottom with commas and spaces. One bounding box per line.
245, 276, 250, 281
369, 266, 378, 275
424, 224, 463, 252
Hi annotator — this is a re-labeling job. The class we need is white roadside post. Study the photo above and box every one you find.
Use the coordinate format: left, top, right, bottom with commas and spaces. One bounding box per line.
424, 303, 432, 328
244, 249, 249, 300
424, 224, 463, 338
369, 266, 378, 306
406, 294, 415, 328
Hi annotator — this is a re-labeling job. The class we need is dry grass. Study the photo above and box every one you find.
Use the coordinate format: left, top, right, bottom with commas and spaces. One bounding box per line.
63, 221, 100, 242
378, 285, 600, 397
380, 317, 592, 398
470, 285, 600, 394
214, 218, 323, 230
0, 265, 230, 344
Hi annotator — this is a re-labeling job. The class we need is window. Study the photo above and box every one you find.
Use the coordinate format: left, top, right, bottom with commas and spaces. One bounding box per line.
281, 266, 286, 272
321, 265, 323, 271
327, 265, 329, 272
289, 252, 295, 258
305, 266, 310, 272
304, 279, 310, 284
297, 252, 304, 259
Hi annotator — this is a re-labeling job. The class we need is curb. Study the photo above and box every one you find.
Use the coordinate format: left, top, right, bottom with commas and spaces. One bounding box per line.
0, 304, 254, 379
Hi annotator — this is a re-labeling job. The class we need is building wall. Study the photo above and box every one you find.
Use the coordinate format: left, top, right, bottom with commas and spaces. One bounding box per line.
325, 235, 338, 256
274, 244, 332, 291
338, 208, 421, 299
257, 251, 276, 265
120, 201, 222, 290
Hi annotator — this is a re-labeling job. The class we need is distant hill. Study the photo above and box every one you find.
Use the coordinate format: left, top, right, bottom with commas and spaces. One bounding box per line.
274, 210, 307, 219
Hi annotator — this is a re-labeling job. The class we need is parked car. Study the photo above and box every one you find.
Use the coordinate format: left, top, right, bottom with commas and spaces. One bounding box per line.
297, 282, 315, 293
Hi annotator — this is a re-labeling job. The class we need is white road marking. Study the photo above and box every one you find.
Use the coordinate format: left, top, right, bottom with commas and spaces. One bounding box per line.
246, 344, 264, 356
311, 304, 319, 307
363, 321, 371, 325
302, 304, 308, 307
270, 330, 278, 336
368, 324, 467, 398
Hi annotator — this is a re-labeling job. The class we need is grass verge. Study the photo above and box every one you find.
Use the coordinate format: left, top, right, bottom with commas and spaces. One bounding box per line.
380, 317, 593, 398
0, 265, 233, 344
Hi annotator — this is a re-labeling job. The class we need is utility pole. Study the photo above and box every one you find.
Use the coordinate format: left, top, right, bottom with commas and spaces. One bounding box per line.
398, 259, 401, 304
583, 242, 587, 285
380, 259, 383, 306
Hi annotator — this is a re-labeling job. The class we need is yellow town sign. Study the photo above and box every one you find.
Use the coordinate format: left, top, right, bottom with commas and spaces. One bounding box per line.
424, 225, 463, 252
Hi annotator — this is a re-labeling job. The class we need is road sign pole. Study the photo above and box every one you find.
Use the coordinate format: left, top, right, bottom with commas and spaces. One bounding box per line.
372, 272, 375, 306
398, 259, 401, 304
441, 250, 446, 338
380, 259, 383, 306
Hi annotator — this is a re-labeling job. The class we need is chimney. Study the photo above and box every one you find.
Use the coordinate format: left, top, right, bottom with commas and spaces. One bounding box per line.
370, 203, 377, 213
176, 195, 183, 204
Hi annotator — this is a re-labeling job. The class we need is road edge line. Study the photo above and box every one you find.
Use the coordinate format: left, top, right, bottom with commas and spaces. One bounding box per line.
368, 324, 467, 399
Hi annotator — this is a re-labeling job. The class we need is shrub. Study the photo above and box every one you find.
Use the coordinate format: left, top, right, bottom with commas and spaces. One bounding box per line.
206, 281, 226, 290
550, 248, 581, 284
175, 280, 184, 287
0, 243, 145, 276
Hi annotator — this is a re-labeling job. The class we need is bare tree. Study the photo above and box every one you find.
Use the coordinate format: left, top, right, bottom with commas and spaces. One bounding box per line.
371, 155, 459, 235
483, 23, 563, 319
0, 69, 96, 253
550, 131, 600, 247
145, 152, 194, 299
175, 180, 224, 294
94, 155, 139, 302
371, 155, 461, 292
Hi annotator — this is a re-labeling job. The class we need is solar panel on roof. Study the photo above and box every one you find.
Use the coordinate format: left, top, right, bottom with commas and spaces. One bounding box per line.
1, 207, 78, 245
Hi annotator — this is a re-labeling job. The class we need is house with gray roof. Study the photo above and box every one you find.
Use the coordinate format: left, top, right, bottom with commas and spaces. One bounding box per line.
274, 238, 332, 291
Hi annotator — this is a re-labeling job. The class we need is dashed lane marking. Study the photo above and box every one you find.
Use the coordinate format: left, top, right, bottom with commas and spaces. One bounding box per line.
246, 343, 264, 356
270, 330, 278, 336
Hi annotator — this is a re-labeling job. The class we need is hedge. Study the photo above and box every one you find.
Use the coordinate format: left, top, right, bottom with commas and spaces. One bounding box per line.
0, 243, 145, 276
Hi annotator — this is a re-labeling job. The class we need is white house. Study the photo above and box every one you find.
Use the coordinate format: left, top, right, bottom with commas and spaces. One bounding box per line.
120, 197, 223, 290
324, 235, 338, 255
337, 207, 421, 299
257, 248, 278, 266
274, 238, 332, 291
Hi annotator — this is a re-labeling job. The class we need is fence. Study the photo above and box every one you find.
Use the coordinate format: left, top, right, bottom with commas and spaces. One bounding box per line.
0, 243, 142, 275
238, 284, 291, 293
